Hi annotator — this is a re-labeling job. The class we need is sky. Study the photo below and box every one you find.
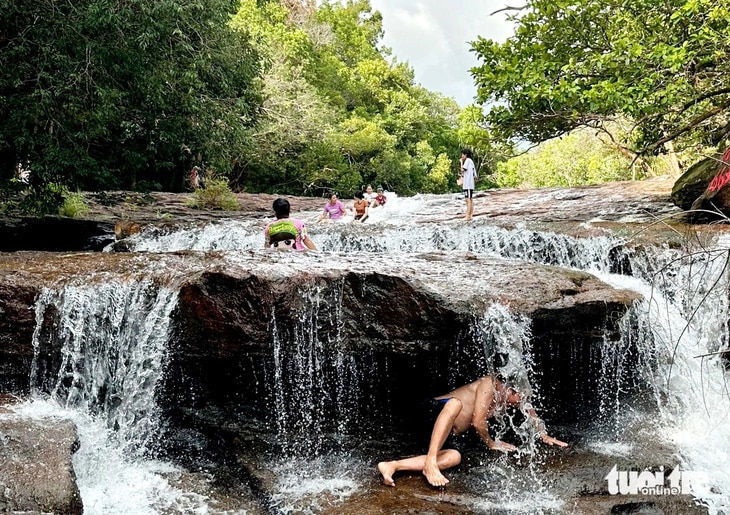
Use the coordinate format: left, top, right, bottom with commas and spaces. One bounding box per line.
368, 1, 516, 106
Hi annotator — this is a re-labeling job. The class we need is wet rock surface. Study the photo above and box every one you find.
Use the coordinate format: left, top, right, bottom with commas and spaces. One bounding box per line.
0, 250, 639, 408
0, 397, 82, 514
0, 176, 704, 252
0, 177, 724, 514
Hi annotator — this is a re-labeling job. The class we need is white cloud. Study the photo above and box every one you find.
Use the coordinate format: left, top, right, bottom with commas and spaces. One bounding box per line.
369, 0, 515, 106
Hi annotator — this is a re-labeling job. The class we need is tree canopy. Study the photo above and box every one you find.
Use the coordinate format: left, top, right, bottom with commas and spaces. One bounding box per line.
0, 0, 261, 195
1, 0, 497, 209
230, 0, 485, 196
471, 0, 730, 161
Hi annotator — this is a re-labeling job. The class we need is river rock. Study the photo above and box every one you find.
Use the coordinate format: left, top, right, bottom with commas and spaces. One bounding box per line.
671, 155, 721, 211
0, 400, 82, 514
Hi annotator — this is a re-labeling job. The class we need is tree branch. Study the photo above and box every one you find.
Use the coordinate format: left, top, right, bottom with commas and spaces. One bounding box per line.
643, 98, 730, 154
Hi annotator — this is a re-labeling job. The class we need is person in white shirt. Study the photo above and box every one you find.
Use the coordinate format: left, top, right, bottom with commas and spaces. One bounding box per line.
363, 184, 377, 204
459, 149, 478, 221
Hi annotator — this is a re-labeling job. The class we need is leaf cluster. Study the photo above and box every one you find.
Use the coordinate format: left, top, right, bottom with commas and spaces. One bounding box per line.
230, 0, 498, 196
472, 0, 730, 157
0, 0, 262, 208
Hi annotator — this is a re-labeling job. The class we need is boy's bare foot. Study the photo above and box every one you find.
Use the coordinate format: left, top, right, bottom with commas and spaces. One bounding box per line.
423, 457, 450, 487
377, 461, 396, 487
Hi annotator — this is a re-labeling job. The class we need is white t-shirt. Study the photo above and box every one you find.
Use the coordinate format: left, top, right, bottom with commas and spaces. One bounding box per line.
462, 158, 477, 190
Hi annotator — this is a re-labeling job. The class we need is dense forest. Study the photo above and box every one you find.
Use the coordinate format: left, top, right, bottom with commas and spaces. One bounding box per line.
1, 0, 728, 213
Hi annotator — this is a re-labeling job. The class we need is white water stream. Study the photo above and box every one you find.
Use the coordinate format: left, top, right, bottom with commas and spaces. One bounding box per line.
14, 192, 730, 513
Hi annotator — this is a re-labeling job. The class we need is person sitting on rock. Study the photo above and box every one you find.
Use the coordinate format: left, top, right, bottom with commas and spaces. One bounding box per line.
377, 375, 567, 488
363, 184, 377, 204
371, 186, 387, 209
317, 193, 347, 223
264, 198, 317, 251
352, 191, 369, 223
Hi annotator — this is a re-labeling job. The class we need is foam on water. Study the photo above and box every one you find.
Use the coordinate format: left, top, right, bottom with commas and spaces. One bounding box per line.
13, 399, 212, 515
269, 457, 360, 515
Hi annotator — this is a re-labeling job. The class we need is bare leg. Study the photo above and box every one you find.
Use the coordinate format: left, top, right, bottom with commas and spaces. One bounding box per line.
465, 198, 473, 221
378, 449, 461, 487
423, 398, 463, 486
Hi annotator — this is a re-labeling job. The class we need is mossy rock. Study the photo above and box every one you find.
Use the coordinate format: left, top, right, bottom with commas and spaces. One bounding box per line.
671, 155, 721, 210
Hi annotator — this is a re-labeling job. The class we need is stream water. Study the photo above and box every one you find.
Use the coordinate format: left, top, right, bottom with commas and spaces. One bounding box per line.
15, 192, 730, 513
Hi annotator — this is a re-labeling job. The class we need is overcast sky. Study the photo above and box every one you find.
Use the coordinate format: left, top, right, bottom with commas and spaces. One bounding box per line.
368, 1, 516, 106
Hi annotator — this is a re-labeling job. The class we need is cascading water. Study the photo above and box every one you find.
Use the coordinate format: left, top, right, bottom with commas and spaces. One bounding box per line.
270, 279, 380, 456
19, 281, 219, 513
114, 194, 730, 511
597, 247, 730, 511
10, 192, 729, 513
31, 281, 177, 451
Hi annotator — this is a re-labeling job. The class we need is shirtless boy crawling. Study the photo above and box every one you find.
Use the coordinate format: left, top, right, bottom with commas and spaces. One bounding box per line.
377, 375, 567, 487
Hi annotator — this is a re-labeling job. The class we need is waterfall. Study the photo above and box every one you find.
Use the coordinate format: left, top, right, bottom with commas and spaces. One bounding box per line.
597, 248, 730, 511
20, 281, 213, 514
118, 210, 617, 272
31, 281, 178, 452
270, 279, 381, 456
20, 192, 728, 512
117, 195, 730, 511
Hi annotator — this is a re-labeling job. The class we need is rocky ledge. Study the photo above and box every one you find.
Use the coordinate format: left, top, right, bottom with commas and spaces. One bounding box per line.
1, 176, 718, 252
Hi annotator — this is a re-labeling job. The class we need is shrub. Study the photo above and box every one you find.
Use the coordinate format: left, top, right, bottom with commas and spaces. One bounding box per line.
20, 182, 66, 216
186, 177, 240, 210
59, 191, 90, 218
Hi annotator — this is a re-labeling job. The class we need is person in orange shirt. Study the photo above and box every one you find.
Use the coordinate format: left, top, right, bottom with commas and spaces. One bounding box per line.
352, 191, 369, 223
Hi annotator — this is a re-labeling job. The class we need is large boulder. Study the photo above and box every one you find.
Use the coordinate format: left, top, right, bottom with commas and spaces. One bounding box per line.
0, 250, 640, 454
671, 153, 725, 214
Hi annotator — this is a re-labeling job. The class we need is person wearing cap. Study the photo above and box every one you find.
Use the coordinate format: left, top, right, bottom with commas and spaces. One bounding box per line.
264, 198, 317, 251
377, 375, 567, 487
371, 187, 387, 209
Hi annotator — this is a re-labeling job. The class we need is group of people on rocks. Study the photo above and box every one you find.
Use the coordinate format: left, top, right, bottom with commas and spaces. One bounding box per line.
264, 149, 480, 252
263, 184, 387, 251
317, 184, 387, 224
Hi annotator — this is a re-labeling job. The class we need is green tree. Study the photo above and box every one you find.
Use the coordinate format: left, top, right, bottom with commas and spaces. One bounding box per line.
471, 0, 730, 160
0, 0, 261, 205
232, 0, 469, 196
495, 128, 639, 188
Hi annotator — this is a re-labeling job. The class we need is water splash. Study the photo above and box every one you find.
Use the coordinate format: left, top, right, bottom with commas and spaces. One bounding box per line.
270, 280, 380, 456
268, 456, 360, 515
597, 247, 730, 512
31, 281, 178, 453
12, 399, 212, 515
121, 206, 618, 272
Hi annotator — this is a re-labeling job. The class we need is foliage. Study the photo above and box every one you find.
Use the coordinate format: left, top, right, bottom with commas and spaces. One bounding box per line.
58, 192, 89, 218
1, 0, 501, 203
0, 0, 261, 198
19, 182, 66, 216
59, 191, 90, 218
424, 153, 452, 193
231, 0, 491, 196
186, 178, 240, 211
495, 129, 640, 188
471, 0, 730, 160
